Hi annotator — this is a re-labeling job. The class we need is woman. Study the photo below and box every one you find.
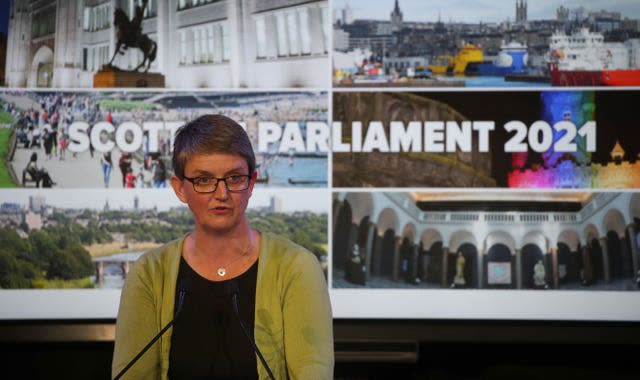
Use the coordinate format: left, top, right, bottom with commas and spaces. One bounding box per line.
25, 152, 55, 187
112, 115, 333, 379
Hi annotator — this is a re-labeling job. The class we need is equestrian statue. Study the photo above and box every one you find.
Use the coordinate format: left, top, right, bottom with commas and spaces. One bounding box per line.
107, 0, 157, 73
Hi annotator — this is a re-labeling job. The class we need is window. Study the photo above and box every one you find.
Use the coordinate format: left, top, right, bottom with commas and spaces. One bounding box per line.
276, 13, 287, 56
178, 21, 228, 65
298, 8, 311, 54
286, 11, 299, 55
179, 31, 187, 64
321, 5, 329, 53
221, 24, 229, 61
255, 3, 328, 59
83, 4, 110, 32
255, 16, 267, 58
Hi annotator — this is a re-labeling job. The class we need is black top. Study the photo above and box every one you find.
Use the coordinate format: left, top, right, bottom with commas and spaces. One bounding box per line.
169, 257, 259, 380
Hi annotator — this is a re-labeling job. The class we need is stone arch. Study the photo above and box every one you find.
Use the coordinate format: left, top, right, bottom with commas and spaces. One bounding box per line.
344, 192, 374, 225
420, 228, 443, 249
484, 231, 516, 289
380, 228, 396, 278
629, 193, 640, 222
448, 230, 477, 253
521, 231, 548, 254
558, 230, 580, 252
376, 208, 399, 235
333, 199, 353, 272
602, 208, 629, 280
602, 208, 626, 239
375, 207, 400, 280
484, 231, 516, 253
401, 223, 416, 242
584, 224, 599, 243
521, 243, 546, 289
30, 45, 54, 87
421, 229, 443, 285
557, 230, 581, 285
448, 242, 479, 289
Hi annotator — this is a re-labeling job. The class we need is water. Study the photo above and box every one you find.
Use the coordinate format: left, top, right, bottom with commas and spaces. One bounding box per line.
256, 155, 328, 187
465, 75, 551, 87
436, 75, 551, 88
92, 251, 144, 289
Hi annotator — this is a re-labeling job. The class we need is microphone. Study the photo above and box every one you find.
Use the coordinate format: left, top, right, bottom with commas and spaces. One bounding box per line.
113, 289, 187, 380
227, 281, 276, 380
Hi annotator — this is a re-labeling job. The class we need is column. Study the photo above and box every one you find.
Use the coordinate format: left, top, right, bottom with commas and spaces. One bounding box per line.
95, 261, 104, 286
441, 246, 449, 287
477, 249, 484, 289
600, 237, 611, 283
53, 0, 83, 87
6, 0, 31, 86
392, 236, 401, 282
364, 222, 375, 282
626, 224, 639, 276
515, 248, 522, 289
551, 247, 558, 289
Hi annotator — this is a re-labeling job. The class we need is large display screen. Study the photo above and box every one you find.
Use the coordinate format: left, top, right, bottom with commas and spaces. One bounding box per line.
1, 0, 639, 322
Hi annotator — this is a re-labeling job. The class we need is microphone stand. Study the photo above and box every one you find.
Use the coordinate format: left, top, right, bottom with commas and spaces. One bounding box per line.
113, 290, 186, 380
229, 284, 276, 380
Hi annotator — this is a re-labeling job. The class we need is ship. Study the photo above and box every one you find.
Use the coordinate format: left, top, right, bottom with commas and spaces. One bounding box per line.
428, 43, 483, 75
547, 28, 640, 86
466, 41, 529, 76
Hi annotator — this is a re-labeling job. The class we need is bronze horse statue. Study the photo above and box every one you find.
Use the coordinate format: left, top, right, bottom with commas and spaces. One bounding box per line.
107, 7, 157, 73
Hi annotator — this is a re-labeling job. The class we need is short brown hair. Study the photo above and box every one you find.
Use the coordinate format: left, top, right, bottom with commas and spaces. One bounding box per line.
172, 114, 256, 179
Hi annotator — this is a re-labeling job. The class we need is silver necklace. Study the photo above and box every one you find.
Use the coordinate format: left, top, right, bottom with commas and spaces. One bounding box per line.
216, 236, 251, 277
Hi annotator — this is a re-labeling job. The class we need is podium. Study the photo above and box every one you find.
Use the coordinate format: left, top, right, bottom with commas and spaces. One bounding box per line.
94, 66, 165, 88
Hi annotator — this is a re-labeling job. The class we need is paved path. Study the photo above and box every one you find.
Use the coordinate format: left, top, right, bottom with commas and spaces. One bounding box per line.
11, 144, 145, 189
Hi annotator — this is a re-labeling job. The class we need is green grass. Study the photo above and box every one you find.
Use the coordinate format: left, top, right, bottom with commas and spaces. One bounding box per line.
99, 99, 156, 111
31, 277, 95, 289
0, 110, 15, 125
0, 128, 16, 188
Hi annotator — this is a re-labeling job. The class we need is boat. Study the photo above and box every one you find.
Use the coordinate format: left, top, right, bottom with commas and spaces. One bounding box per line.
547, 28, 640, 86
467, 41, 529, 76
428, 43, 483, 75
428, 55, 453, 74
451, 43, 484, 74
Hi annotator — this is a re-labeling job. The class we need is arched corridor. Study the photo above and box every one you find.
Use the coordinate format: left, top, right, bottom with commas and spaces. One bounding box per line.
333, 192, 640, 291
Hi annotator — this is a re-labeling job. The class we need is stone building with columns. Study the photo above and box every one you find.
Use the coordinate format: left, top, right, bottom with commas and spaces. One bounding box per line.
5, 0, 329, 88
333, 191, 640, 290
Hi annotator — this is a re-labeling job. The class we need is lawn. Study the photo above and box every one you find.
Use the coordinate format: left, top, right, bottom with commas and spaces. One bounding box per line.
0, 127, 17, 188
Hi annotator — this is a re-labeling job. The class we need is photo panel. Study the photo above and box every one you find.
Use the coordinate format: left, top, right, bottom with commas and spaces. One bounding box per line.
2, 90, 328, 189
0, 186, 330, 318
332, 0, 640, 88
3, 0, 330, 89
329, 190, 640, 321
332, 89, 638, 189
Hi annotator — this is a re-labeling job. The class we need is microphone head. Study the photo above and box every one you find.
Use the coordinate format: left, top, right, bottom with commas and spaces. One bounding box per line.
226, 280, 240, 314
226, 280, 240, 297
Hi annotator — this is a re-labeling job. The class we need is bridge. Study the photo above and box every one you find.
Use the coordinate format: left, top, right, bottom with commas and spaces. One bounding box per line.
92, 252, 143, 286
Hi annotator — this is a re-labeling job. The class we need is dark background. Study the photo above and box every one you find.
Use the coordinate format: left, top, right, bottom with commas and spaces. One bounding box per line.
411, 91, 638, 187
1, 318, 638, 379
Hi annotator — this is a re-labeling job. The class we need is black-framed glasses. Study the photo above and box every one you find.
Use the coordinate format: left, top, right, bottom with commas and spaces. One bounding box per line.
183, 174, 251, 193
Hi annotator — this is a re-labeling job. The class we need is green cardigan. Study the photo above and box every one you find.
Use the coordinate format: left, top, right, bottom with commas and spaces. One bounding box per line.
112, 232, 334, 379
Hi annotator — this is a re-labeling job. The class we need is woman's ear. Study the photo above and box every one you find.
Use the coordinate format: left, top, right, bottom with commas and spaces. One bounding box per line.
170, 175, 187, 203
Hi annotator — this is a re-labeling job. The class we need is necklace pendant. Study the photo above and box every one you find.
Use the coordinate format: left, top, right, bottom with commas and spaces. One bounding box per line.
217, 267, 226, 277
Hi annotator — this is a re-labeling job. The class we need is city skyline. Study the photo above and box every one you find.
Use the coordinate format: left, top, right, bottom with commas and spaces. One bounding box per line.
0, 188, 329, 213
333, 0, 640, 24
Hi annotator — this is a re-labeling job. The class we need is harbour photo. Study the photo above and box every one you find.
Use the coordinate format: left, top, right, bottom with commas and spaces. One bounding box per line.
332, 0, 640, 87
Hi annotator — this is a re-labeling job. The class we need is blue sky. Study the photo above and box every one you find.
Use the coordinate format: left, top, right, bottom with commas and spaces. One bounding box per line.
332, 0, 640, 24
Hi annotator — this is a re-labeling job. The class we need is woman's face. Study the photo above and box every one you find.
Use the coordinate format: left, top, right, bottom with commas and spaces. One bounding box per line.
171, 153, 257, 234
